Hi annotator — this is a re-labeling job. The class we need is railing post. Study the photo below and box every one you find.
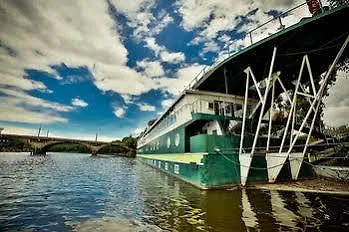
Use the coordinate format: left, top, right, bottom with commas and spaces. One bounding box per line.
249, 32, 253, 45
278, 16, 285, 30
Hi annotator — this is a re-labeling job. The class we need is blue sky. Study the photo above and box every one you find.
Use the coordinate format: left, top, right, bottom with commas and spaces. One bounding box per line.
0, 0, 347, 141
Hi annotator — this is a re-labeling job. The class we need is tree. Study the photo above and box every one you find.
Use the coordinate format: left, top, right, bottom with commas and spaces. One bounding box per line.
121, 136, 137, 149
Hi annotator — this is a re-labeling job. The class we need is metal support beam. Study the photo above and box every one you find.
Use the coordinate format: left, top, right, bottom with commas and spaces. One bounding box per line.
272, 35, 349, 181
239, 68, 251, 186
288, 35, 349, 154
267, 75, 276, 151
251, 47, 277, 155
239, 47, 277, 185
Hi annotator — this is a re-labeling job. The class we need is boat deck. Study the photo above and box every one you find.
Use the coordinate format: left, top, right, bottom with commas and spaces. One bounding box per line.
138, 153, 205, 164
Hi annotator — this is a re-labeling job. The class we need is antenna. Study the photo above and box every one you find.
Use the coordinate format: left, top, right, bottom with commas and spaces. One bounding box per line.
37, 124, 42, 138
95, 133, 98, 142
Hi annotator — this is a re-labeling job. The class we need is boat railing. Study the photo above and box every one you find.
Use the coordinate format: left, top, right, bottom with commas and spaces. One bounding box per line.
139, 98, 245, 146
180, 0, 337, 95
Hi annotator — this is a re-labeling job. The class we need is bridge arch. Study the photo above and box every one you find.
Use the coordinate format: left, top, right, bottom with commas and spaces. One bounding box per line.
29, 140, 134, 156
31, 140, 103, 156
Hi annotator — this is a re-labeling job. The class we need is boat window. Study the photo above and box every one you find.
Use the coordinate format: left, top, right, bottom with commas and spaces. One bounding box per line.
167, 137, 171, 148
175, 133, 180, 147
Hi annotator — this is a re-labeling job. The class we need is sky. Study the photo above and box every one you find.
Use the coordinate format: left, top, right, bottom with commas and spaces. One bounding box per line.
0, 0, 348, 142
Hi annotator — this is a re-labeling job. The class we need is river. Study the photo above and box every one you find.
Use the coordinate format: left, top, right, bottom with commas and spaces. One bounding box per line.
0, 152, 348, 231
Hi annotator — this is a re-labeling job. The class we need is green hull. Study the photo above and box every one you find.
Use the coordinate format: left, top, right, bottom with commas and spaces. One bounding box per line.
138, 151, 315, 189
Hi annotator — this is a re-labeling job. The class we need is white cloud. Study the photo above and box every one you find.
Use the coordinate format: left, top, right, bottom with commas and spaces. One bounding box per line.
161, 98, 174, 109
0, 100, 68, 124
160, 50, 185, 64
0, 125, 39, 136
0, 124, 119, 142
152, 14, 174, 35
323, 73, 349, 127
157, 63, 208, 95
178, 0, 308, 57
110, 0, 181, 66
0, 0, 158, 100
72, 97, 88, 107
113, 105, 126, 118
0, 88, 71, 124
110, 0, 156, 39
121, 94, 134, 105
136, 103, 156, 112
177, 0, 298, 32
0, 88, 74, 112
137, 60, 165, 78
145, 37, 186, 64
200, 41, 220, 56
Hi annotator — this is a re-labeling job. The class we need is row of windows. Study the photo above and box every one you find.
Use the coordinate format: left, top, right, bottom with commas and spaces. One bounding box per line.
138, 134, 180, 153
143, 159, 180, 174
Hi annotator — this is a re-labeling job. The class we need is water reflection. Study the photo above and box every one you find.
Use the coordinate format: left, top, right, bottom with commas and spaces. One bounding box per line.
241, 189, 258, 230
135, 160, 349, 232
0, 153, 349, 231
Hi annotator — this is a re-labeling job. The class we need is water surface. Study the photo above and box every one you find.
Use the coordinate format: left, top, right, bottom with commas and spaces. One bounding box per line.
0, 152, 348, 231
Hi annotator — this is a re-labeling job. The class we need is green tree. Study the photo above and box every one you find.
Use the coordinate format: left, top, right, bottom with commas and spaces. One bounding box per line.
121, 136, 137, 149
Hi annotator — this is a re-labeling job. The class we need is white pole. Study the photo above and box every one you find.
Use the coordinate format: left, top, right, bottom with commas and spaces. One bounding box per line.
288, 35, 349, 153
302, 96, 322, 156
279, 56, 306, 153
249, 68, 265, 103
291, 99, 296, 146
277, 78, 292, 103
305, 56, 317, 96
239, 69, 250, 155
267, 77, 275, 151
251, 47, 277, 155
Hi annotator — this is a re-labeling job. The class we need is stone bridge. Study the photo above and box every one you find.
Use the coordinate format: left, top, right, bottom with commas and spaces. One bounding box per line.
0, 134, 129, 156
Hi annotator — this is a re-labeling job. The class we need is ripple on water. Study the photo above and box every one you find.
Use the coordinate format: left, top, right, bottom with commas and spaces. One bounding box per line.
67, 216, 164, 232
1, 152, 349, 232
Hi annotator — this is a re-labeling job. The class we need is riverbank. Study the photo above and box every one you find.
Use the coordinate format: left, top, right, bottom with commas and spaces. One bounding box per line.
251, 178, 349, 195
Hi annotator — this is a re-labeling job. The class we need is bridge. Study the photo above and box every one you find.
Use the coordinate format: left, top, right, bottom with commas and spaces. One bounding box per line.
0, 134, 131, 156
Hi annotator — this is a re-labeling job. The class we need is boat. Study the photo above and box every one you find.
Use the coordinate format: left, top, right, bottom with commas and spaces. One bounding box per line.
137, 2, 349, 189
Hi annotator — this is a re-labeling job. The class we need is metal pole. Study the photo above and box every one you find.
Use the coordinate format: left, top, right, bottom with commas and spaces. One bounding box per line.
249, 69, 265, 103
278, 17, 285, 30
251, 47, 277, 155
267, 77, 275, 151
277, 78, 292, 103
239, 69, 250, 155
302, 95, 322, 156
288, 35, 349, 153
224, 67, 229, 95
37, 124, 42, 138
279, 56, 306, 153
249, 32, 253, 45
224, 67, 229, 116
305, 56, 317, 96
46, 130, 49, 138
291, 100, 296, 146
